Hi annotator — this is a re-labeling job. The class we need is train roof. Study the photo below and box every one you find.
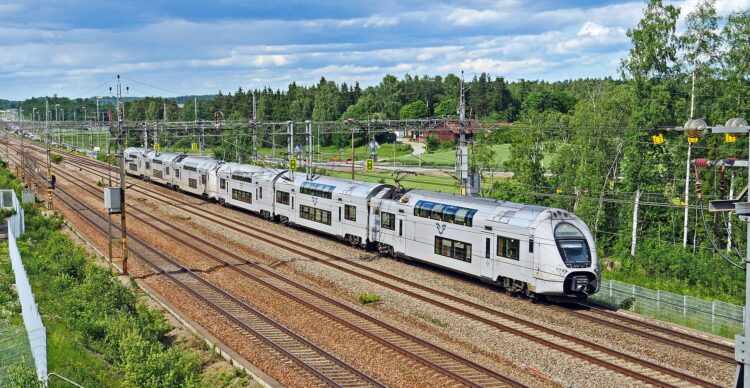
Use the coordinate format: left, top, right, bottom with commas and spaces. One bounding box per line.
218, 163, 285, 179
403, 190, 553, 228
175, 155, 221, 170
279, 173, 392, 199
124, 147, 149, 155
151, 152, 182, 162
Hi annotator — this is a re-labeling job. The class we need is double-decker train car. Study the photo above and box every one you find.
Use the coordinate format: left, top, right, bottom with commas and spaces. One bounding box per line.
274, 174, 392, 247
373, 190, 599, 297
214, 163, 284, 218
172, 155, 221, 197
123, 147, 153, 178
148, 152, 182, 187
117, 147, 599, 299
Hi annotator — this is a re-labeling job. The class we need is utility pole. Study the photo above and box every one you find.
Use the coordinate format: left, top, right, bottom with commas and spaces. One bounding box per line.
45, 99, 52, 210
683, 143, 692, 248
306, 120, 312, 180
630, 188, 641, 256
113, 74, 129, 275
286, 121, 294, 178
456, 71, 470, 196
728, 172, 735, 252
96, 97, 100, 126
351, 126, 356, 180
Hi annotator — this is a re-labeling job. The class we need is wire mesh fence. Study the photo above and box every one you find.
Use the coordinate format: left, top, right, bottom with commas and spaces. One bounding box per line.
0, 321, 33, 384
591, 279, 744, 337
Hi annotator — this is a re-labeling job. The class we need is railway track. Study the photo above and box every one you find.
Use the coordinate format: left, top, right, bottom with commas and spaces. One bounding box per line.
14, 156, 383, 388
10, 145, 528, 387
41, 144, 739, 365
15, 142, 730, 387
560, 304, 734, 364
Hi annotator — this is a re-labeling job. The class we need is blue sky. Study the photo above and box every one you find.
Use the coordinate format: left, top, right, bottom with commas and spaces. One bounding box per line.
0, 0, 747, 99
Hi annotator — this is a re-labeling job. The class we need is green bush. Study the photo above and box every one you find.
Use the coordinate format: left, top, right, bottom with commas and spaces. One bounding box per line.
358, 292, 381, 305
50, 154, 63, 164
425, 135, 440, 153
4, 362, 41, 388
6, 206, 204, 387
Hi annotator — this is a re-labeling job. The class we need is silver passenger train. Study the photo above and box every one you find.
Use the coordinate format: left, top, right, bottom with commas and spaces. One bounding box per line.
124, 147, 600, 298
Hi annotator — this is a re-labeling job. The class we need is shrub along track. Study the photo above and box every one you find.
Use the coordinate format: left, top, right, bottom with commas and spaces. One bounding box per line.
10, 145, 533, 387
19, 142, 730, 387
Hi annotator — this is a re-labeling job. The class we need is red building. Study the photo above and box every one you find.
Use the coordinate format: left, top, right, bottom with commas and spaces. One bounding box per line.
409, 119, 481, 143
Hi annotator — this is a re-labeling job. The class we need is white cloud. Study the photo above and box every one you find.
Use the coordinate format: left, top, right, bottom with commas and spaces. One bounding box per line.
554, 21, 627, 53
439, 57, 549, 74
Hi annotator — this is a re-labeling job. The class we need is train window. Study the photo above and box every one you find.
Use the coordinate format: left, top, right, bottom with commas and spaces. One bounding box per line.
220, 178, 226, 190
188, 178, 198, 188
529, 239, 534, 253
555, 223, 584, 239
232, 174, 252, 184
555, 223, 590, 268
434, 236, 472, 262
338, 207, 342, 221
381, 212, 396, 230
232, 189, 252, 204
276, 191, 290, 205
399, 219, 403, 236
152, 159, 162, 165
442, 206, 458, 224
165, 167, 170, 175
485, 238, 490, 259
259, 187, 262, 199
128, 163, 137, 171
300, 181, 335, 199
414, 201, 434, 218
415, 200, 475, 227
201, 175, 206, 185
175, 169, 180, 178
300, 205, 331, 225
145, 162, 150, 170
430, 203, 445, 221
497, 236, 520, 260
344, 205, 356, 221
152, 170, 163, 179
183, 166, 197, 172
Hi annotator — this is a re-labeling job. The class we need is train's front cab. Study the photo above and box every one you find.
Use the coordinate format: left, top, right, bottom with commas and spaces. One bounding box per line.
530, 209, 599, 298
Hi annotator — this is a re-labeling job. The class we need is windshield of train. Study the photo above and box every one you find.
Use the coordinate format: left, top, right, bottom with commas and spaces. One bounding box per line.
554, 223, 591, 267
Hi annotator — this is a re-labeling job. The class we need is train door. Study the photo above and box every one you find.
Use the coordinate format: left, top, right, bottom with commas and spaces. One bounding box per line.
530, 229, 540, 278
480, 234, 493, 279
394, 212, 405, 254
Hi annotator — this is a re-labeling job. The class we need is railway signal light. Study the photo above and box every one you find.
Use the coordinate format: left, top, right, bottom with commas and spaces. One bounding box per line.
651, 133, 665, 145
191, 142, 199, 152
289, 158, 297, 170
725, 133, 737, 143
366, 158, 373, 172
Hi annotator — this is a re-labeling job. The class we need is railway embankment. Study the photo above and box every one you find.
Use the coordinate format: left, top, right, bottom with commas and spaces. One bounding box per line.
0, 162, 256, 387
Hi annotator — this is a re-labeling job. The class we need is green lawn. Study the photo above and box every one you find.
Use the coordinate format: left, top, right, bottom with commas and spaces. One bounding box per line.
324, 169, 461, 194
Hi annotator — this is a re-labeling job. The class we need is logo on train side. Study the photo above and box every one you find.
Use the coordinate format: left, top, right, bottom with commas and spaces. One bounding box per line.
435, 223, 446, 235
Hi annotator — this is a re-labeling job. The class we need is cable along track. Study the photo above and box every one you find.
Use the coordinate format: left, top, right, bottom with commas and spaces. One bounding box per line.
19, 143, 729, 387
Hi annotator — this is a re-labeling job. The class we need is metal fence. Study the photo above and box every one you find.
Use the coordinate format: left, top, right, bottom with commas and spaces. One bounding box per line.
3, 190, 46, 384
591, 278, 744, 337
0, 322, 33, 383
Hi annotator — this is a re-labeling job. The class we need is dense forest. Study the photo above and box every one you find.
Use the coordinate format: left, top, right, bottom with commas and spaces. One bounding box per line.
7, 1, 750, 303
